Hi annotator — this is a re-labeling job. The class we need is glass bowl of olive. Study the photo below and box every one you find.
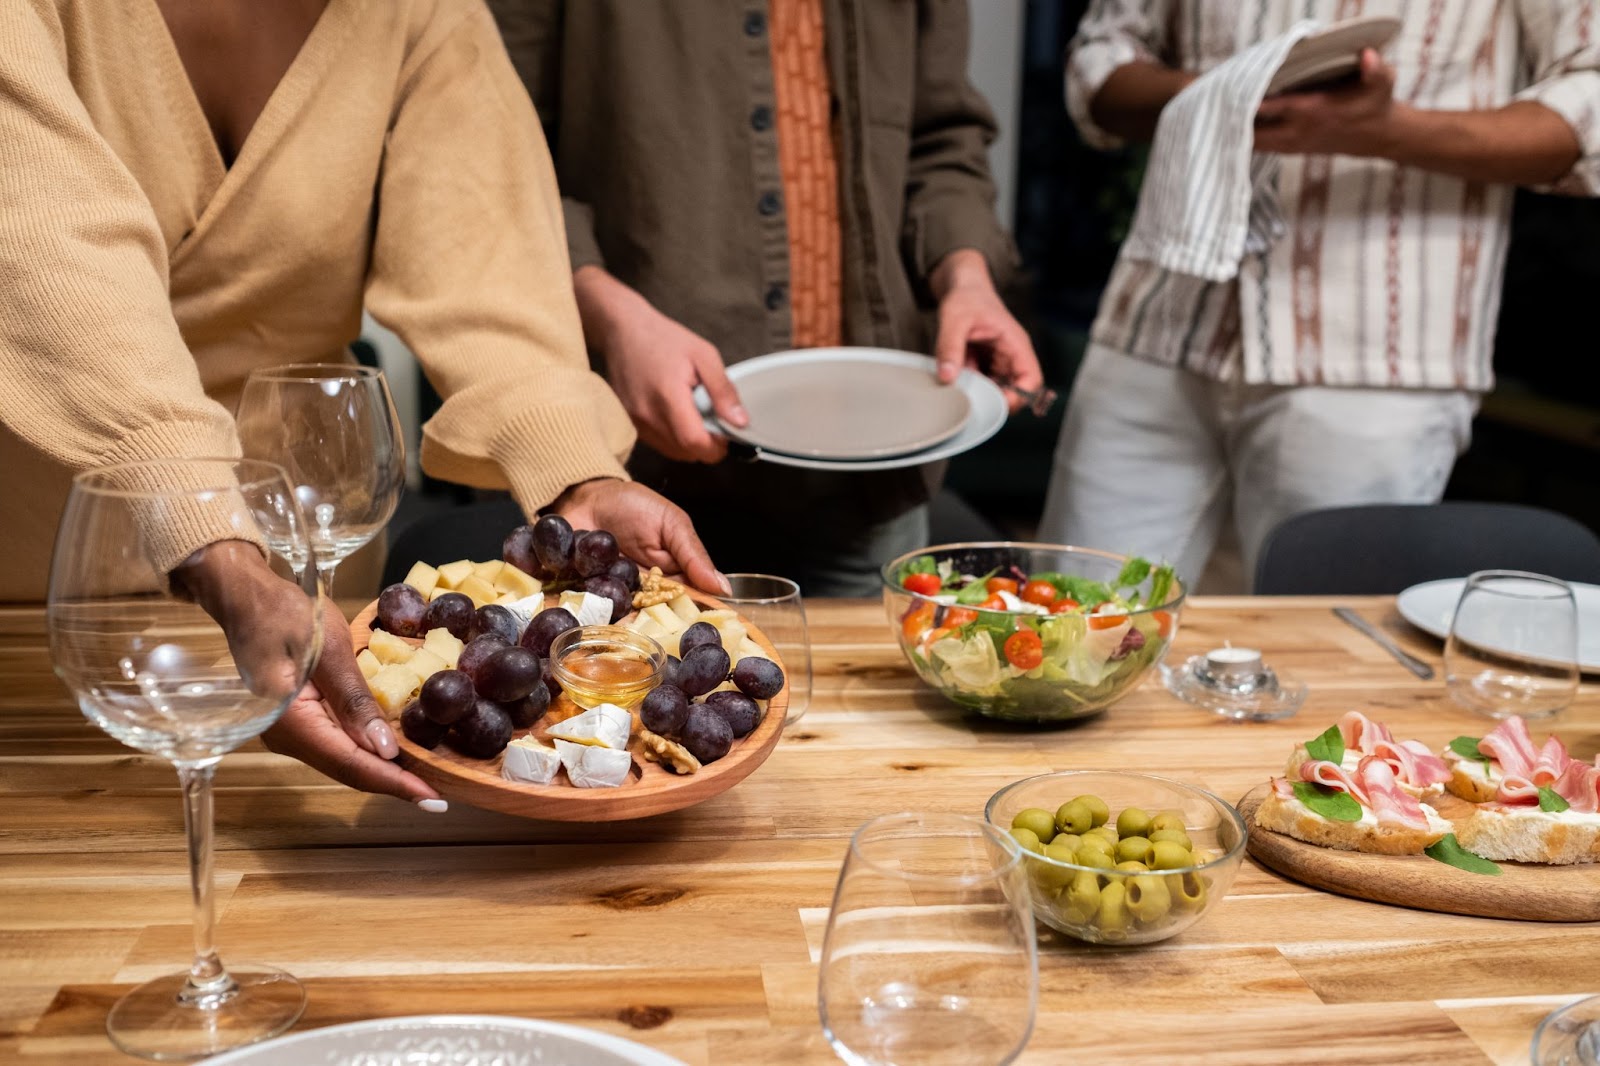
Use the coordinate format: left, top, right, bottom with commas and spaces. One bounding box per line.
984, 771, 1248, 945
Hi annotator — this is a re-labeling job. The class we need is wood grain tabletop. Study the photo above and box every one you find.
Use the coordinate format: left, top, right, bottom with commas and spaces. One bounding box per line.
1, 596, 1596, 1065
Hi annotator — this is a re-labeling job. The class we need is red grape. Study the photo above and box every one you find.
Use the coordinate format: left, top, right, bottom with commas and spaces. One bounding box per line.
731, 657, 785, 700
582, 575, 630, 624
400, 701, 447, 749
477, 646, 542, 702
676, 644, 731, 697
679, 705, 733, 763
470, 604, 520, 644
504, 683, 550, 728
502, 524, 539, 576
377, 583, 426, 637
678, 621, 722, 656
640, 684, 689, 735
420, 669, 476, 725
702, 690, 760, 738
533, 514, 575, 577
607, 557, 641, 592
573, 530, 619, 578
422, 592, 474, 640
449, 699, 514, 758
520, 607, 578, 658
458, 634, 509, 685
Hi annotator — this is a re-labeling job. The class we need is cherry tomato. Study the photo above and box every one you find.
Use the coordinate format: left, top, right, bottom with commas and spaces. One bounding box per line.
901, 602, 935, 642
1152, 610, 1174, 638
1049, 598, 1081, 615
922, 625, 956, 647
1003, 629, 1044, 671
901, 572, 942, 597
980, 594, 1007, 611
1088, 604, 1128, 631
985, 577, 1020, 596
944, 608, 978, 628
1020, 580, 1058, 607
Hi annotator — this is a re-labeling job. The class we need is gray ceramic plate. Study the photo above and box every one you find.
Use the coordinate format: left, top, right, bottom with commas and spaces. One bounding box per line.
1266, 16, 1401, 96
1396, 578, 1600, 675
199, 1015, 685, 1065
713, 348, 971, 460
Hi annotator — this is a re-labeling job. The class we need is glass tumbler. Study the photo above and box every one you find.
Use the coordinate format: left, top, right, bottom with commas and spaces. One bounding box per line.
722, 573, 811, 726
1445, 570, 1580, 721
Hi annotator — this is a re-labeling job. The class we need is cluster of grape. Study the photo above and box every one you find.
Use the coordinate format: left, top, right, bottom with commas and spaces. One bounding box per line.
639, 621, 785, 766
503, 514, 638, 623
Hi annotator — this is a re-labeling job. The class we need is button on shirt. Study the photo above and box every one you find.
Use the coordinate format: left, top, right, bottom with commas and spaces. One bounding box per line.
1071, 0, 1600, 392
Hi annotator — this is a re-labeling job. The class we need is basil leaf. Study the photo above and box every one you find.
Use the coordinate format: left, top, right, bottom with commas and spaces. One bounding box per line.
1425, 834, 1502, 876
1292, 780, 1363, 822
1538, 786, 1571, 813
1304, 724, 1345, 766
1148, 564, 1176, 608
1448, 735, 1487, 763
1113, 557, 1152, 590
954, 582, 991, 606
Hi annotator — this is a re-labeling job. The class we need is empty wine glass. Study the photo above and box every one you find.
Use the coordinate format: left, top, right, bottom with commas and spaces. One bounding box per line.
722, 574, 811, 726
235, 363, 405, 593
1445, 571, 1580, 721
818, 813, 1037, 1066
1533, 995, 1600, 1066
48, 459, 320, 1060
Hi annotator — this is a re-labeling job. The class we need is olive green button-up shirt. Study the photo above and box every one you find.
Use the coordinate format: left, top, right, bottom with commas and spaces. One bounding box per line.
488, 0, 1019, 364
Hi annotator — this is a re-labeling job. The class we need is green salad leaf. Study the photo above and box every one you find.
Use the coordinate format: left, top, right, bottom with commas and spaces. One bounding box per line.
1291, 780, 1363, 822
1148, 564, 1176, 608
954, 581, 992, 606
1304, 724, 1345, 765
1538, 786, 1571, 813
899, 555, 938, 581
1032, 572, 1113, 607
1448, 735, 1489, 767
1425, 834, 1502, 876
1112, 557, 1152, 589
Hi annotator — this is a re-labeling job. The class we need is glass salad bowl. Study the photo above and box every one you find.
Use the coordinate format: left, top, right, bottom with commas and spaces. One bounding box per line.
881, 543, 1185, 723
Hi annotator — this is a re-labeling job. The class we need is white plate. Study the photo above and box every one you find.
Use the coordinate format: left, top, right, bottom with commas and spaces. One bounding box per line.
199, 1015, 686, 1066
695, 348, 1008, 472
1396, 578, 1600, 675
1266, 16, 1402, 96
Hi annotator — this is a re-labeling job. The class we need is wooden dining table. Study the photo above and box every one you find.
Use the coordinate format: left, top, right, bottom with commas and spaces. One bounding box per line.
2, 595, 1596, 1065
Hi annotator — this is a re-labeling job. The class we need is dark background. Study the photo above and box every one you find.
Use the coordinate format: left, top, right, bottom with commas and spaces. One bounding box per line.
946, 0, 1600, 537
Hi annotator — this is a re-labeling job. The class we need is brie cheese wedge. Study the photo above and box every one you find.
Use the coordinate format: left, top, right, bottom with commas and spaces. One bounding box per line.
547, 703, 632, 750
555, 738, 632, 788
501, 737, 562, 785
502, 594, 546, 637
559, 590, 614, 628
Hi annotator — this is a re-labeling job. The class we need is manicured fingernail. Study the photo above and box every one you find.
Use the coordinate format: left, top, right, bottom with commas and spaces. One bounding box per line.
729, 405, 750, 427
367, 720, 399, 759
415, 798, 448, 814
715, 571, 733, 596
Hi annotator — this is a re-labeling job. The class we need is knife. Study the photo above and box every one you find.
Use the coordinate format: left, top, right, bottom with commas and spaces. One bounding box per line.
1333, 607, 1436, 680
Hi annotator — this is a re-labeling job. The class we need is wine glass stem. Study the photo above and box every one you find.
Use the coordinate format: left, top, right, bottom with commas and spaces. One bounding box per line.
175, 759, 236, 1005
316, 561, 338, 600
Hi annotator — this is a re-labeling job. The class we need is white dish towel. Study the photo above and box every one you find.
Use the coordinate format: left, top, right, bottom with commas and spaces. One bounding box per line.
1120, 21, 1320, 282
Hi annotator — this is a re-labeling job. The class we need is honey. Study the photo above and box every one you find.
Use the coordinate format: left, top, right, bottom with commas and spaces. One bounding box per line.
550, 626, 665, 710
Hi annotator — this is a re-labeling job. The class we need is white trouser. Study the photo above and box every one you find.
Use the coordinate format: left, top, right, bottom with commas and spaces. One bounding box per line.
1038, 344, 1479, 592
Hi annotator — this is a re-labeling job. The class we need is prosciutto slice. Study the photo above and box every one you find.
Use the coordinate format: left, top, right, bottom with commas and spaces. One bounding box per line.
1299, 759, 1370, 807
1480, 717, 1538, 778
1355, 756, 1431, 830
1533, 735, 1571, 787
1338, 712, 1394, 755
1551, 760, 1600, 813
1481, 717, 1587, 806
1371, 738, 1452, 789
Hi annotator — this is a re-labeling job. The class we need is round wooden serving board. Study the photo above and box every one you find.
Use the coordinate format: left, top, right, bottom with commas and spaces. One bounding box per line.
351, 591, 789, 822
1238, 785, 1600, 922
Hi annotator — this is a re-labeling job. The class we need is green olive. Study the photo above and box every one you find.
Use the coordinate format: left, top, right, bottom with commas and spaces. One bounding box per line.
1049, 833, 1083, 854
1114, 860, 1149, 873
1174, 872, 1209, 912
1126, 874, 1173, 922
1071, 794, 1111, 829
1149, 812, 1187, 835
1054, 799, 1094, 836
1150, 841, 1194, 870
1114, 836, 1154, 864
1012, 808, 1057, 840
1083, 825, 1121, 848
1149, 828, 1193, 850
1033, 841, 1079, 890
1074, 847, 1115, 870
1095, 880, 1131, 936
1009, 827, 1044, 854
1115, 806, 1153, 839
1075, 836, 1115, 861
1064, 870, 1101, 924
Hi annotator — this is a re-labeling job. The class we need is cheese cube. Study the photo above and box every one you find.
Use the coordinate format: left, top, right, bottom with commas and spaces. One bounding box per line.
502, 738, 562, 784
700, 609, 747, 651
737, 639, 766, 663
644, 603, 686, 633
402, 561, 440, 598
368, 663, 420, 715
547, 703, 632, 750
355, 648, 382, 680
559, 590, 614, 628
474, 559, 506, 584
436, 559, 476, 590
495, 592, 519, 606
367, 629, 415, 665
667, 593, 701, 624
554, 739, 632, 788
456, 574, 499, 608
495, 562, 541, 598
405, 647, 449, 685
422, 627, 464, 668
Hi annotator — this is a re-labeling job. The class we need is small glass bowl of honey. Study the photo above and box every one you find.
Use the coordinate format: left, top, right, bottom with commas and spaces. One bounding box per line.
549, 626, 666, 710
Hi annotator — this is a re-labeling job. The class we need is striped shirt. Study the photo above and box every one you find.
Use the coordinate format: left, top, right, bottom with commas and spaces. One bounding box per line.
1070, 0, 1600, 391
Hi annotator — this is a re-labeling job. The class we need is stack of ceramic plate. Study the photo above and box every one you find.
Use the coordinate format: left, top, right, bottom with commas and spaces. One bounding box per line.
693, 348, 1007, 471
1264, 16, 1401, 96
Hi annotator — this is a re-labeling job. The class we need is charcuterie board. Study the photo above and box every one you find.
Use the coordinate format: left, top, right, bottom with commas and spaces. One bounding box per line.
350, 590, 788, 822
1237, 785, 1600, 922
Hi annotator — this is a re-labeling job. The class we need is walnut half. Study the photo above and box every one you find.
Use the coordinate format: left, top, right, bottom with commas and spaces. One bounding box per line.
636, 727, 701, 775
632, 566, 685, 609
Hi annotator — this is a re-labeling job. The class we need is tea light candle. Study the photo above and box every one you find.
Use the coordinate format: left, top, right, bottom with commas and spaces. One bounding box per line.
1205, 646, 1264, 682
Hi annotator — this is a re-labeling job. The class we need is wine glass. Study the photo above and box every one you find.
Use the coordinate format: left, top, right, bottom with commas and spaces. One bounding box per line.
1533, 995, 1600, 1065
1445, 570, 1580, 721
722, 574, 811, 726
818, 813, 1038, 1066
235, 363, 405, 593
48, 459, 320, 1060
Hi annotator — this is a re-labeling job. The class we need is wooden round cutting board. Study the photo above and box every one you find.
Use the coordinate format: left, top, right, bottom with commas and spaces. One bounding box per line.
1238, 785, 1600, 922
350, 590, 789, 822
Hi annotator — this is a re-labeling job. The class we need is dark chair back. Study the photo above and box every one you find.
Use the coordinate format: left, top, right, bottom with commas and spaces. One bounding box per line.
1254, 503, 1600, 595
381, 499, 525, 589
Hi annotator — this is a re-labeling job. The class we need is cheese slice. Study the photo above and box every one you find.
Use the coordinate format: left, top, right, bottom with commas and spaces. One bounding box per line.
502, 737, 562, 785
555, 739, 632, 788
558, 590, 614, 628
502, 594, 545, 637
547, 703, 632, 750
